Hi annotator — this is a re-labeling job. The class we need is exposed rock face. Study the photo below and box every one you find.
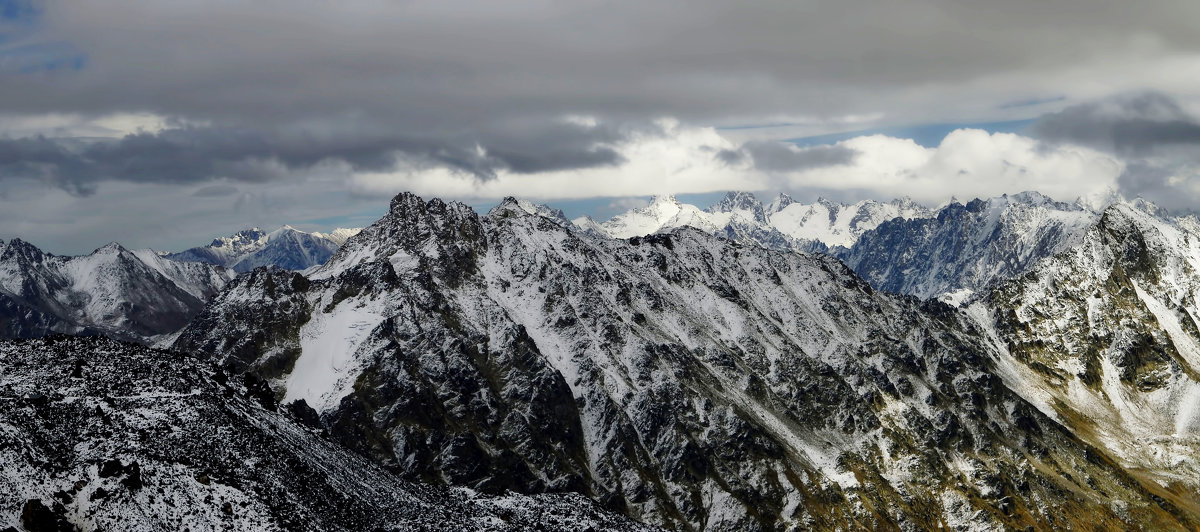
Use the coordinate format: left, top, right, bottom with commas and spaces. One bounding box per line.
0, 336, 654, 531
0, 239, 232, 343
176, 192, 1198, 530
974, 204, 1200, 501
836, 192, 1097, 301
166, 226, 360, 273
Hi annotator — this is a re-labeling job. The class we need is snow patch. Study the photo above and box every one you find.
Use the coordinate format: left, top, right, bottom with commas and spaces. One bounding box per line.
284, 294, 388, 412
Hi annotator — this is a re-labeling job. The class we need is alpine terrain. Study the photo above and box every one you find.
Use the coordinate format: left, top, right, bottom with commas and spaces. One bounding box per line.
836, 191, 1101, 302
0, 335, 652, 531
0, 239, 232, 344
972, 201, 1200, 507
575, 192, 933, 253
165, 226, 361, 273
172, 191, 1200, 530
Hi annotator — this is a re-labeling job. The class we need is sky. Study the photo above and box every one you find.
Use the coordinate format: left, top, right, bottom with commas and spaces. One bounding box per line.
2, 1, 1200, 254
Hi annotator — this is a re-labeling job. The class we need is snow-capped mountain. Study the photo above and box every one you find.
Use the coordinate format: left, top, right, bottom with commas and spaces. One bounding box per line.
834, 191, 1100, 302
0, 335, 651, 531
166, 226, 361, 273
972, 202, 1200, 493
174, 192, 1197, 530
575, 192, 934, 252
765, 194, 933, 248
576, 194, 718, 239
0, 239, 232, 343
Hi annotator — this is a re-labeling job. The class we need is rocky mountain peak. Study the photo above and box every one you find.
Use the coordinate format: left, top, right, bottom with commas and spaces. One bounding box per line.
889, 196, 921, 210
487, 196, 527, 218
388, 190, 429, 215
314, 192, 484, 281
840, 192, 1098, 299
963, 197, 987, 212
1126, 196, 1169, 217
708, 190, 762, 212
169, 224, 356, 273
92, 241, 128, 255
1, 238, 47, 263
489, 197, 572, 226
708, 191, 767, 224
767, 192, 795, 214
647, 194, 678, 207
1005, 190, 1052, 205
214, 228, 267, 247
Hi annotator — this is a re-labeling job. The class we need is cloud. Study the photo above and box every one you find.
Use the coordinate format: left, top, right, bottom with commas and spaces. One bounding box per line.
344, 124, 1123, 207
720, 141, 858, 173
6, 2, 1200, 151
191, 184, 238, 197
5, 2, 1200, 246
1032, 92, 1200, 212
768, 129, 1123, 204
1033, 92, 1200, 156
606, 197, 650, 211
0, 173, 383, 255
346, 121, 766, 200
0, 120, 629, 193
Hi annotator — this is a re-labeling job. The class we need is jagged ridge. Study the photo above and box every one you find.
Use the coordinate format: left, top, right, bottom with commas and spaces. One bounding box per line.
175, 192, 1198, 530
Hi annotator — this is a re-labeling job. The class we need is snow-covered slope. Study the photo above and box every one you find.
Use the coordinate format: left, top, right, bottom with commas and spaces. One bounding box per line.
175, 192, 1198, 530
577, 195, 719, 239
972, 202, 1200, 497
0, 239, 232, 343
166, 226, 360, 273
0, 336, 652, 531
767, 195, 933, 248
837, 191, 1097, 301
576, 192, 933, 252
311, 227, 362, 246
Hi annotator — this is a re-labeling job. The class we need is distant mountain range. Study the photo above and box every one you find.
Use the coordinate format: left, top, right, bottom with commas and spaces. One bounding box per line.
0, 226, 360, 344
575, 192, 934, 251
6, 190, 1200, 529
581, 190, 1128, 303
165, 225, 361, 273
171, 191, 1200, 529
0, 239, 231, 343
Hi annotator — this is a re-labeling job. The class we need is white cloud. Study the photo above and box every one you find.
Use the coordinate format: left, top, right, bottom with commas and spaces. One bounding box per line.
0, 112, 172, 138
0, 122, 1129, 254
348, 121, 767, 201
606, 197, 650, 211
824, 129, 1124, 203
348, 124, 1123, 207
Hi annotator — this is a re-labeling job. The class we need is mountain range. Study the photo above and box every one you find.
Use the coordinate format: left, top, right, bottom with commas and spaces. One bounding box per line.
165, 226, 361, 273
575, 192, 933, 253
0, 239, 231, 343
5, 190, 1200, 530
0, 226, 359, 345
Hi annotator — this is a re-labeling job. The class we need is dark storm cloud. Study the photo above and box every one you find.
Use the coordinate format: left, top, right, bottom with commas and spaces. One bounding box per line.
1032, 92, 1200, 156
720, 141, 858, 173
1033, 92, 1200, 213
7, 1, 1200, 144
2, 1, 1200, 200
0, 120, 627, 192
0, 129, 287, 194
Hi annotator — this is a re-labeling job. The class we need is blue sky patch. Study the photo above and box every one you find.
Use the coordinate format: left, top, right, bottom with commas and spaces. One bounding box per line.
0, 1, 86, 75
